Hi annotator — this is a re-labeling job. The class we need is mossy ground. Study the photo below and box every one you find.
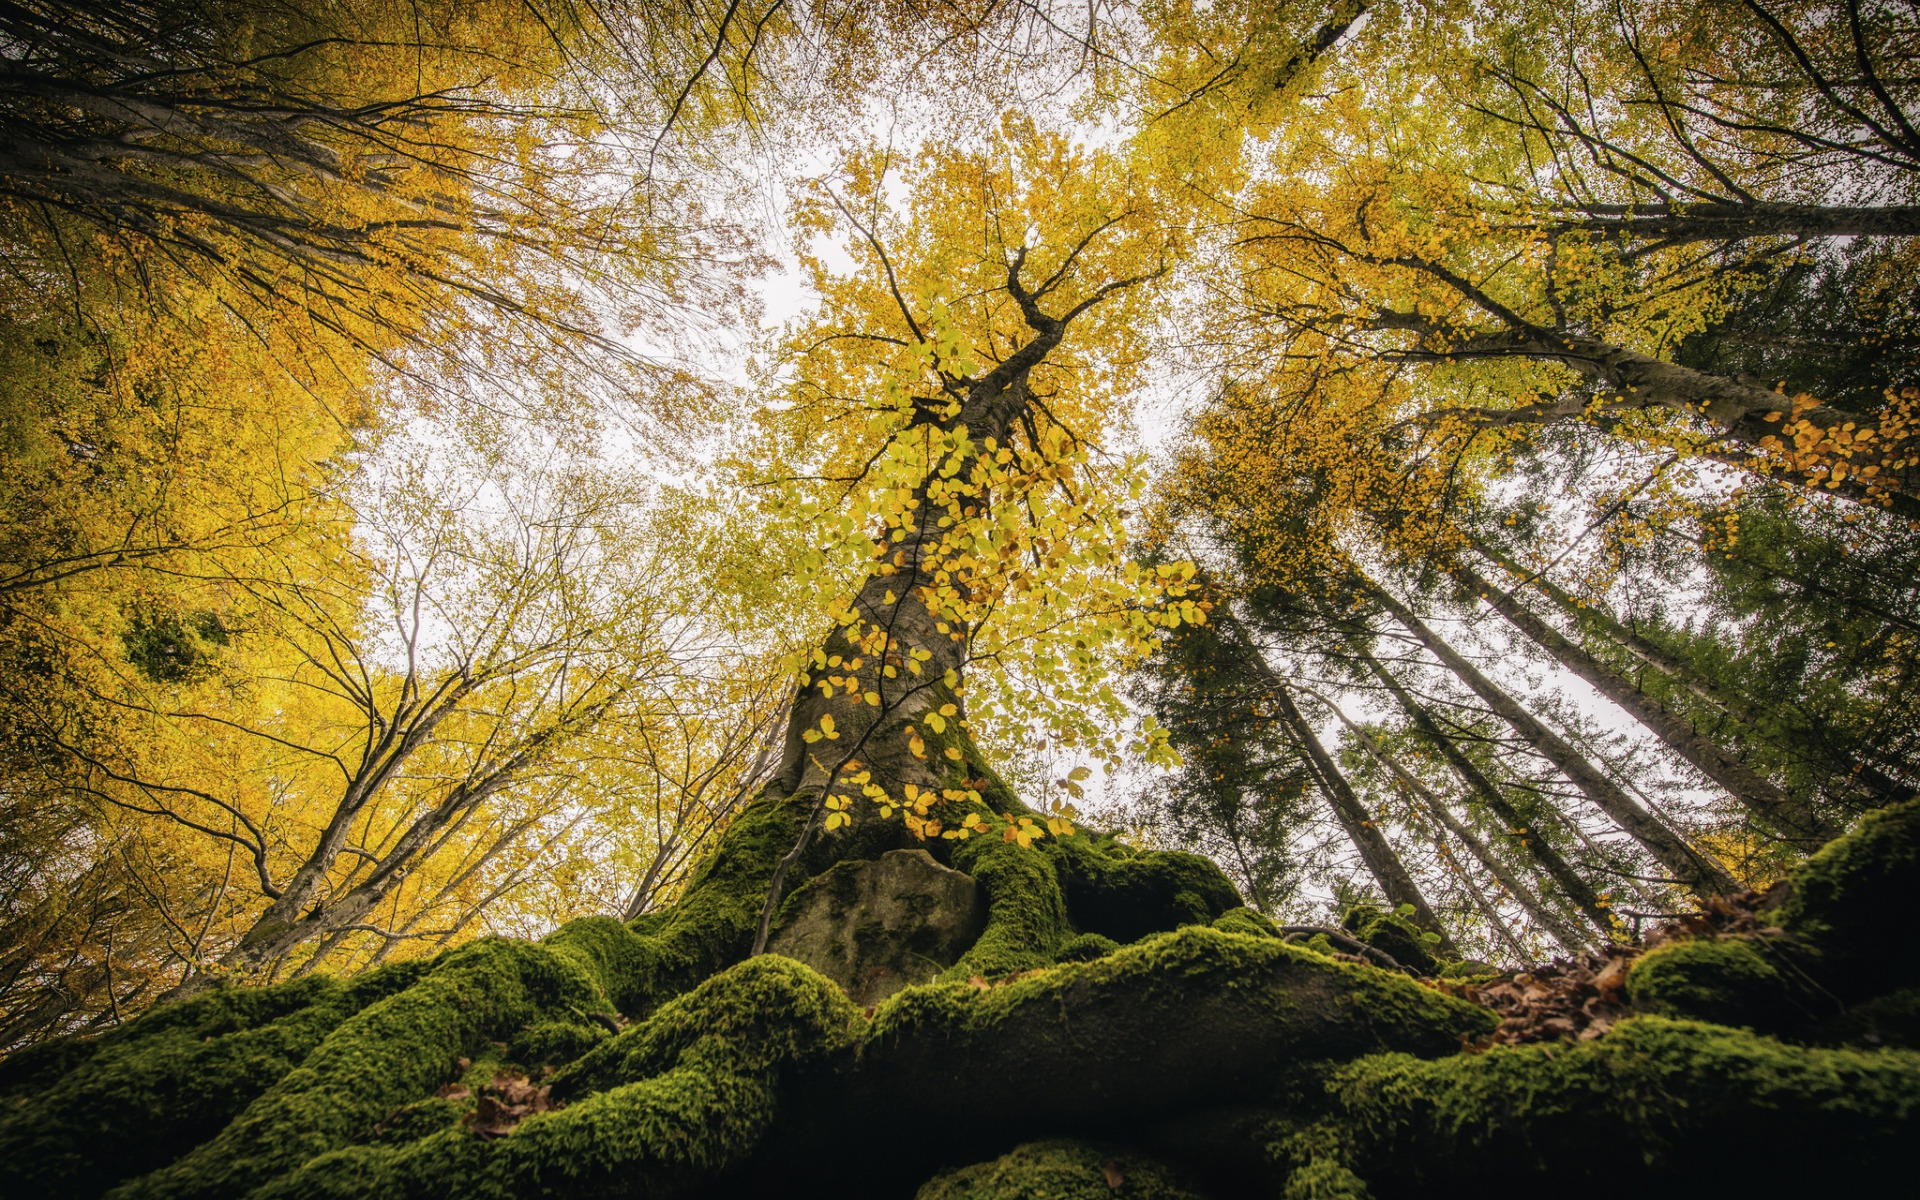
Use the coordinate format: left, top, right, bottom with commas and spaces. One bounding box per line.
5, 783, 1920, 1199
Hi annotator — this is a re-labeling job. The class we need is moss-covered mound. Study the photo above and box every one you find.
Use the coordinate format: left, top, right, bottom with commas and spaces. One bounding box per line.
4, 789, 1920, 1200
917, 1139, 1208, 1200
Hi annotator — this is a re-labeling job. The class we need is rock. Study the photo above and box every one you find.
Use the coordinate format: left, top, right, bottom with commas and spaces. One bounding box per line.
768, 849, 986, 1005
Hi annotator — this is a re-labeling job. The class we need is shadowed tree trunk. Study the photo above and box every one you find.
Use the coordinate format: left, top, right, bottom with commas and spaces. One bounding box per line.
1447, 561, 1836, 845
1216, 613, 1455, 951
1362, 575, 1740, 896
1473, 539, 1915, 811
1354, 646, 1619, 938
1302, 682, 1590, 955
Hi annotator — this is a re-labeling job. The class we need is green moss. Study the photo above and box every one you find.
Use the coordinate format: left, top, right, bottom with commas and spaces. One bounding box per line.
1626, 938, 1810, 1032
937, 833, 1071, 981
1, 786, 814, 1200
253, 957, 860, 1200
915, 1139, 1210, 1200
857, 927, 1496, 1136
1340, 906, 1437, 976
107, 937, 615, 1200
505, 1020, 606, 1069
1053, 836, 1242, 944
1291, 1016, 1920, 1194
1776, 796, 1920, 1001
1056, 932, 1121, 962
1280, 1157, 1373, 1200
0, 975, 372, 1200
1824, 988, 1920, 1050
1212, 908, 1281, 940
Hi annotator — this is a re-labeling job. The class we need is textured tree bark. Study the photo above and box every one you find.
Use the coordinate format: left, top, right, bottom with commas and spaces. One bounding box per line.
1554, 201, 1920, 241
1379, 305, 1920, 511
1364, 577, 1739, 896
1472, 542, 1764, 725
1449, 562, 1837, 845
1356, 649, 1619, 938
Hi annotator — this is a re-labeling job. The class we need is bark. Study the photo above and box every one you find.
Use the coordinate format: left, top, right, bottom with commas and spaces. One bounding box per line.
746, 251, 1162, 940
1449, 562, 1837, 845
1220, 620, 1455, 949
1363, 577, 1740, 896
1552, 201, 1920, 242
1379, 305, 1920, 510
1475, 540, 1917, 808
1307, 685, 1590, 954
1472, 542, 1764, 726
1357, 648, 1619, 938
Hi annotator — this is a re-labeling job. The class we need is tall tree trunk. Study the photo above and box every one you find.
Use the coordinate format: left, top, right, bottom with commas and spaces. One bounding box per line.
1307, 684, 1590, 954
1449, 561, 1837, 845
1363, 577, 1739, 896
1220, 619, 1455, 950
1475, 540, 1915, 809
1473, 541, 1763, 725
747, 255, 1161, 950
1356, 649, 1619, 939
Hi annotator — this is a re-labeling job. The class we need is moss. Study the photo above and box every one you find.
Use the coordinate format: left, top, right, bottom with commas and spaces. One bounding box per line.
1776, 796, 1920, 1000
1053, 836, 1241, 944
505, 1020, 607, 1070
937, 833, 1071, 981
366, 1097, 466, 1147
107, 937, 617, 1200
1823, 988, 1920, 1050
1212, 908, 1281, 940
1289, 1016, 1920, 1195
1626, 938, 1811, 1032
1056, 932, 1121, 962
851, 927, 1496, 1139
1340, 906, 1437, 976
1280, 1157, 1373, 1200
252, 957, 860, 1200
0, 975, 374, 1200
914, 1139, 1211, 1200
3, 787, 816, 1200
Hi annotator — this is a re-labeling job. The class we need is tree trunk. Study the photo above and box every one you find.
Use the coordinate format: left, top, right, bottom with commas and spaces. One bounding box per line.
1310, 685, 1590, 954
1363, 577, 1739, 896
1475, 539, 1915, 809
1555, 200, 1920, 241
1448, 561, 1837, 845
1389, 307, 1920, 511
1221, 620, 1455, 950
1357, 648, 1619, 938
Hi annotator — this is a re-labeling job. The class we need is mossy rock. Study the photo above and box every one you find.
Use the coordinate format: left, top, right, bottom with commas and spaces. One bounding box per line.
1823, 987, 1920, 1051
836, 927, 1496, 1136
1776, 796, 1920, 1001
1281, 1016, 1920, 1196
1056, 932, 1121, 963
1053, 838, 1241, 944
1626, 938, 1814, 1033
916, 1139, 1210, 1200
1340, 905, 1438, 975
767, 849, 986, 1006
0, 971, 421, 1200
1211, 907, 1281, 940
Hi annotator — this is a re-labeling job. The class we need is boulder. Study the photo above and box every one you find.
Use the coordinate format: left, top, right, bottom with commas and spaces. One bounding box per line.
768, 849, 986, 1005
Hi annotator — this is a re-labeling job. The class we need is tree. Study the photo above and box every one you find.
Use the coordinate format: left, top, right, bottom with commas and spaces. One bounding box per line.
4, 6, 1920, 1200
